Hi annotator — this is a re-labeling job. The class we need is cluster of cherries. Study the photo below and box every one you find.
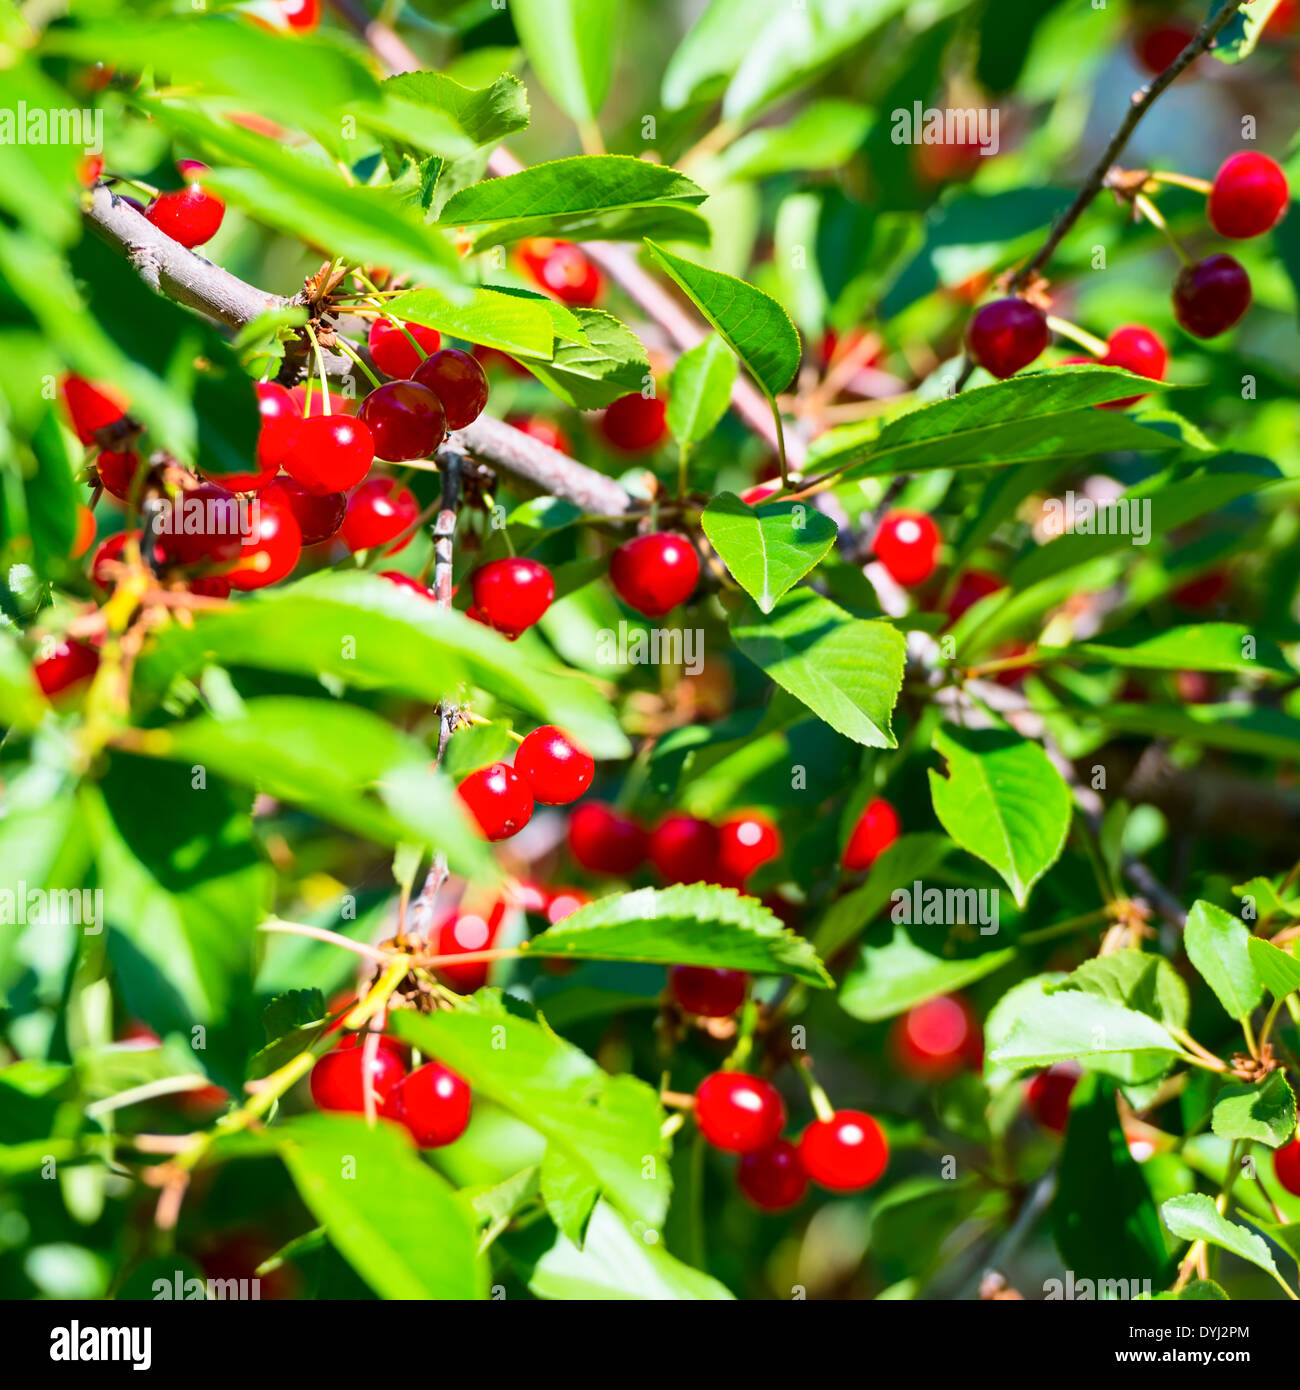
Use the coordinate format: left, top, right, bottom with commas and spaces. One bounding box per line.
569, 806, 783, 888
455, 724, 594, 842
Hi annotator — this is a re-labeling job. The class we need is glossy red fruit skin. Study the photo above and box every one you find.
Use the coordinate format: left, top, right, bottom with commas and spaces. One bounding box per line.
285, 415, 374, 495
158, 482, 244, 568
1208, 152, 1290, 239
842, 797, 900, 872
263, 476, 346, 545
255, 381, 301, 470
600, 394, 668, 453
874, 510, 941, 587
717, 814, 781, 884
434, 901, 506, 993
1025, 1061, 1081, 1132
95, 449, 142, 501
379, 569, 435, 600
738, 1140, 809, 1212
1099, 324, 1168, 409
383, 1062, 471, 1148
367, 319, 441, 380
145, 183, 225, 248
649, 814, 720, 885
309, 1045, 405, 1114
1274, 1137, 1300, 1197
34, 640, 100, 698
568, 802, 646, 875
514, 725, 594, 805
201, 457, 279, 495
63, 375, 127, 445
965, 298, 1049, 379
358, 381, 446, 462
278, 0, 321, 31
506, 415, 572, 455
892, 995, 982, 1080
944, 568, 1004, 625
610, 532, 699, 618
457, 762, 534, 841
669, 966, 748, 1018
339, 477, 418, 553
470, 558, 555, 635
800, 1110, 888, 1191
412, 349, 490, 430
1172, 255, 1252, 339
694, 1071, 786, 1154
190, 576, 232, 599
520, 238, 603, 306
225, 491, 302, 591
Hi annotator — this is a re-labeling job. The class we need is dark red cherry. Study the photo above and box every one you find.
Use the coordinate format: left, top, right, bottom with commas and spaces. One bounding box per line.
457, 762, 534, 841
469, 558, 554, 636
367, 318, 441, 380
34, 639, 99, 699
694, 1071, 785, 1154
309, 1044, 405, 1113
669, 966, 748, 1018
94, 449, 143, 501
1208, 151, 1289, 239
842, 797, 899, 872
1172, 255, 1252, 339
63, 374, 127, 445
944, 569, 1004, 625
513, 725, 594, 805
568, 802, 646, 875
799, 1110, 888, 1191
412, 348, 490, 430
649, 814, 719, 884
433, 900, 506, 993
339, 477, 418, 553
738, 1140, 808, 1212
263, 476, 346, 545
358, 380, 446, 462
965, 298, 1049, 378
382, 1062, 471, 1148
609, 532, 699, 618
600, 393, 668, 453
157, 481, 245, 568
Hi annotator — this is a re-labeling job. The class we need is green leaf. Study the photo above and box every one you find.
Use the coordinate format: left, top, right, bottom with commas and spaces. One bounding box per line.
730, 589, 905, 747
1046, 950, 1189, 1031
1234, 877, 1300, 924
702, 493, 838, 613
988, 989, 1184, 1070
1184, 900, 1265, 1022
391, 1003, 670, 1230
272, 1114, 485, 1300
644, 241, 801, 399
927, 726, 1072, 906
1045, 624, 1293, 678
718, 99, 873, 181
1209, 0, 1279, 63
1160, 1193, 1281, 1280
525, 883, 831, 985
368, 71, 530, 155
0, 631, 47, 733
539, 1148, 600, 1247
509, 0, 624, 125
666, 335, 736, 447
383, 286, 559, 361
520, 308, 651, 409
1211, 1073, 1297, 1149
1246, 937, 1300, 1001
839, 923, 1015, 1023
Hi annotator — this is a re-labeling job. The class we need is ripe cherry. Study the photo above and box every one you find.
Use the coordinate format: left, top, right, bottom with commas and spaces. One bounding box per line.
457, 762, 534, 841
309, 1044, 405, 1114
1099, 324, 1168, 409
190, 576, 232, 599
254, 381, 301, 470
469, 557, 555, 636
966, 298, 1049, 379
412, 348, 490, 430
79, 153, 103, 187
1274, 1136, 1300, 1197
610, 532, 699, 618
944, 568, 1004, 624
434, 900, 506, 993
225, 489, 302, 590
1133, 22, 1197, 75
63, 374, 127, 445
842, 797, 900, 872
694, 1071, 785, 1154
157, 481, 244, 568
874, 510, 940, 587
738, 1140, 809, 1212
380, 569, 435, 600
506, 415, 572, 455
1207, 152, 1289, 239
600, 394, 668, 453
94, 449, 143, 501
799, 1110, 888, 1191
1172, 254, 1252, 339
367, 318, 441, 379
263, 476, 346, 545
568, 802, 646, 875
285, 414, 373, 495
34, 640, 99, 699
520, 238, 603, 306
740, 480, 782, 506
339, 477, 418, 553
717, 813, 781, 884
649, 813, 720, 884
513, 725, 594, 805
669, 966, 748, 1018
1025, 1061, 1081, 1132
145, 181, 225, 248
892, 995, 981, 1080
1173, 568, 1229, 610
383, 1062, 471, 1148
277, 0, 321, 31
358, 380, 446, 462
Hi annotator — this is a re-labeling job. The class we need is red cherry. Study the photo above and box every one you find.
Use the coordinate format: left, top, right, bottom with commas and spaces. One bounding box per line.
717, 813, 781, 884
71, 505, 96, 559
254, 381, 301, 470
334, 1033, 408, 1057
358, 380, 446, 463
600, 394, 668, 453
457, 761, 534, 841
434, 901, 506, 993
412, 348, 490, 430
892, 995, 981, 1080
1133, 22, 1197, 75
799, 1110, 888, 1191
63, 374, 127, 445
367, 318, 441, 379
1172, 255, 1252, 339
542, 886, 589, 924
944, 568, 1004, 625
1098, 324, 1169, 409
568, 802, 646, 875
89, 530, 139, 590
1208, 152, 1289, 239
145, 182, 225, 248
609, 532, 699, 618
284, 415, 374, 495
94, 449, 143, 501
79, 153, 104, 187
339, 477, 418, 553
469, 558, 554, 635
157, 482, 244, 568
649, 813, 720, 884
738, 1140, 809, 1212
842, 797, 899, 872
383, 1062, 471, 1148
190, 576, 232, 599
520, 238, 603, 306
34, 640, 99, 699
874, 510, 940, 587
225, 490, 302, 590
694, 1071, 785, 1154
379, 569, 435, 600
309, 1045, 405, 1113
669, 966, 748, 1018
740, 480, 782, 506
506, 415, 572, 454
965, 298, 1050, 379
1274, 1137, 1300, 1197
513, 725, 594, 805
263, 476, 346, 545
1025, 1061, 1081, 1132
277, 0, 321, 30
1172, 568, 1229, 610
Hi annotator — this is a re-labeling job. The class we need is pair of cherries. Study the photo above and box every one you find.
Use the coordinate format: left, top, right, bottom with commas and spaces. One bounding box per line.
456, 725, 595, 843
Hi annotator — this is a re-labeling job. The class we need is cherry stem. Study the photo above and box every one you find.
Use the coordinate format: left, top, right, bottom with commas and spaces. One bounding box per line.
1132, 193, 1193, 267
304, 324, 331, 414
794, 1058, 835, 1123
334, 336, 382, 391
1148, 170, 1213, 196
259, 917, 393, 964
1044, 316, 1108, 358
770, 399, 790, 489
